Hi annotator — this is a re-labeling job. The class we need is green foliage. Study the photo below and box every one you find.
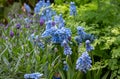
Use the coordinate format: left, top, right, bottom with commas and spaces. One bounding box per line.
53, 0, 120, 78
0, 0, 120, 79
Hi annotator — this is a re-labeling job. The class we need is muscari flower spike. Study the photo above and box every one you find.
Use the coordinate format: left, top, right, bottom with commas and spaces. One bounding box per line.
74, 26, 86, 44
76, 51, 92, 73
63, 61, 69, 71
61, 40, 72, 55
34, 0, 44, 14
85, 40, 94, 52
46, 0, 51, 7
41, 26, 57, 38
45, 9, 52, 21
77, 26, 86, 38
24, 72, 43, 79
70, 2, 76, 16
54, 15, 60, 24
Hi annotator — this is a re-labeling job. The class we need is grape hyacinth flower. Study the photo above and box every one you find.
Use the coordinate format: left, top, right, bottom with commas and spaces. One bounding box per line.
63, 61, 68, 71
61, 40, 72, 55
77, 26, 86, 39
76, 51, 92, 73
34, 0, 44, 14
45, 20, 53, 30
58, 20, 65, 29
40, 13, 46, 21
75, 26, 95, 45
24, 3, 31, 13
54, 15, 60, 24
75, 26, 86, 44
46, 0, 50, 7
42, 25, 71, 44
75, 36, 82, 44
41, 26, 57, 38
10, 30, 14, 37
46, 9, 52, 21
85, 40, 94, 52
24, 72, 43, 79
59, 14, 64, 23
70, 2, 76, 16
52, 27, 71, 44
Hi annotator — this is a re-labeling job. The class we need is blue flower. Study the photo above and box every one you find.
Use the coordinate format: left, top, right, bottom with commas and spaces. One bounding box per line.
24, 72, 43, 79
70, 2, 76, 16
58, 20, 65, 29
76, 51, 92, 73
46, 0, 50, 7
24, 3, 31, 13
34, 1, 44, 14
85, 40, 94, 52
75, 26, 86, 44
45, 20, 53, 30
41, 27, 57, 38
46, 10, 52, 21
77, 26, 86, 37
62, 40, 72, 55
59, 14, 64, 23
54, 15, 60, 24
52, 27, 71, 44
75, 26, 95, 44
63, 61, 68, 71
74, 36, 82, 44
40, 13, 46, 21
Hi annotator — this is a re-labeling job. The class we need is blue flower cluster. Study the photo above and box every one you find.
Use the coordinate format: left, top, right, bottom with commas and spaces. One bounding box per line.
24, 72, 43, 79
34, 0, 55, 22
76, 51, 92, 73
75, 26, 94, 52
75, 26, 95, 44
41, 14, 71, 45
41, 11, 72, 55
75, 26, 95, 72
70, 2, 76, 16
28, 33, 44, 49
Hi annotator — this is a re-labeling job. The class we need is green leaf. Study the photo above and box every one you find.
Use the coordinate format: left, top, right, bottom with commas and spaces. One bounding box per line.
112, 47, 120, 58
14, 53, 24, 72
101, 71, 110, 79
2, 56, 9, 66
58, 69, 66, 79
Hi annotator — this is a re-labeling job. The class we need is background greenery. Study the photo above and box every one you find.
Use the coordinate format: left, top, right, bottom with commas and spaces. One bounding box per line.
0, 0, 120, 79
